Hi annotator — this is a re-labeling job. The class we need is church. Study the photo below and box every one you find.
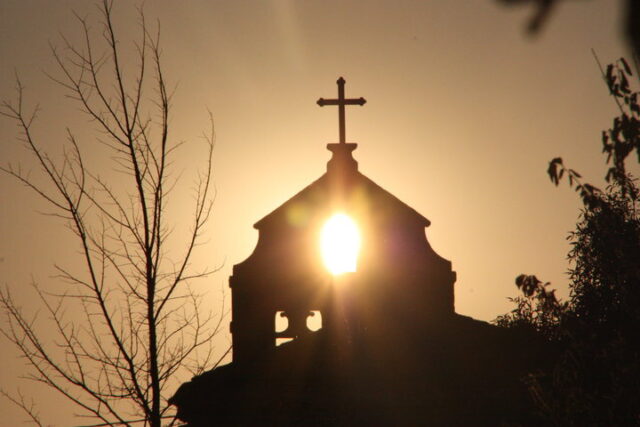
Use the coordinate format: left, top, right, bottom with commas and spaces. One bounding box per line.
170, 79, 547, 426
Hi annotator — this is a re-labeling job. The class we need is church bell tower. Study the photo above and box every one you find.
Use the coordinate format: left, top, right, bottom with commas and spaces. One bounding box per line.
229, 78, 456, 364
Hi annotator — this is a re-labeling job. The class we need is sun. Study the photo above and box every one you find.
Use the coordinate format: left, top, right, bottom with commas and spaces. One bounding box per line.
320, 213, 361, 275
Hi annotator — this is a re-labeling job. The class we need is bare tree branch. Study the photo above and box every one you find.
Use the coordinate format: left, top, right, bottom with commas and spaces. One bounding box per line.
1, 1, 223, 425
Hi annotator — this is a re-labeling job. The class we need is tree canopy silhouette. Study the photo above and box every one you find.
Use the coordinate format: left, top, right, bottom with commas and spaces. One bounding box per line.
496, 57, 640, 424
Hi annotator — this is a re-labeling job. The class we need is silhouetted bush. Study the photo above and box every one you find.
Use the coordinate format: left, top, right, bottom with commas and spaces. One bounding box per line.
496, 58, 640, 425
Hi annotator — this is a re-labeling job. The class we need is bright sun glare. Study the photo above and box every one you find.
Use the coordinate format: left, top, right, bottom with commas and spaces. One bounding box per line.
320, 213, 361, 275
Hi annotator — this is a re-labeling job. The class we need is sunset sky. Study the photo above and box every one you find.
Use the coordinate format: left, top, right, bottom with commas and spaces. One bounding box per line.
0, 0, 633, 424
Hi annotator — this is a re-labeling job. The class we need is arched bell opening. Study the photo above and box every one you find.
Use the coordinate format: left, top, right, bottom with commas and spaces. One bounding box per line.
307, 310, 322, 332
274, 309, 323, 346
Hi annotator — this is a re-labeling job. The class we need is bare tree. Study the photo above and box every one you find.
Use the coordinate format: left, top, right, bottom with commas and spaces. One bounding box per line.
0, 1, 226, 425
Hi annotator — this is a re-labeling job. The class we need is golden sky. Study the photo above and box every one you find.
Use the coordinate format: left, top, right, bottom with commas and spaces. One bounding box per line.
0, 0, 632, 424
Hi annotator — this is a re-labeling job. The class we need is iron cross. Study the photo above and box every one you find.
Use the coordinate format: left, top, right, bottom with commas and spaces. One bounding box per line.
317, 77, 366, 144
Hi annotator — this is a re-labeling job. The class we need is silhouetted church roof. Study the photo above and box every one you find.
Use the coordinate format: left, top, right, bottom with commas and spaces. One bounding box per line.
254, 164, 431, 230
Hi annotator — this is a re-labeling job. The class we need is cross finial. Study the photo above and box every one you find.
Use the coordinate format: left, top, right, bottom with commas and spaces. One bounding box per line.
317, 77, 366, 144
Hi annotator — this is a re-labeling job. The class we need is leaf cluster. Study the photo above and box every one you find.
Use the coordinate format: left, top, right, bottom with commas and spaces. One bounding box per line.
496, 57, 640, 424
495, 274, 567, 341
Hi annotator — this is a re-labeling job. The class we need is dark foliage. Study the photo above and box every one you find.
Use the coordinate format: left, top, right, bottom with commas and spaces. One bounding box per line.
497, 0, 640, 60
495, 274, 567, 341
495, 58, 640, 425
